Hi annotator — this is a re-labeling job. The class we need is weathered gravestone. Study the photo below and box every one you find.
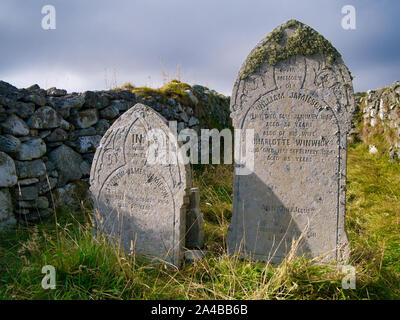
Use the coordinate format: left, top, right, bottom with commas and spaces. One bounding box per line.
90, 103, 191, 267
227, 20, 355, 263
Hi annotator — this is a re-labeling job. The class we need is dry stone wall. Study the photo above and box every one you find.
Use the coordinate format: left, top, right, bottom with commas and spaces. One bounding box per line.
0, 80, 230, 230
356, 81, 400, 160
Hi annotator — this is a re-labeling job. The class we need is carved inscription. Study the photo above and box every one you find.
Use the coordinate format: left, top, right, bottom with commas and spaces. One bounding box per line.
90, 104, 190, 267
227, 21, 355, 263
239, 89, 340, 261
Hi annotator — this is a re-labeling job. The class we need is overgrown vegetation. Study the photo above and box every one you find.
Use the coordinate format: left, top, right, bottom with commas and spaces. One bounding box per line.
116, 80, 231, 131
117, 80, 194, 107
0, 144, 399, 299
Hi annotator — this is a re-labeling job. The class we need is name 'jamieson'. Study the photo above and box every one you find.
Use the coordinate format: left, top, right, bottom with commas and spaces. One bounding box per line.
257, 91, 323, 109
288, 91, 322, 109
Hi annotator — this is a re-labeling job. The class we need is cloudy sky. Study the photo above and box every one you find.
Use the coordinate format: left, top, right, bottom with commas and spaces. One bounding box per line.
0, 0, 399, 95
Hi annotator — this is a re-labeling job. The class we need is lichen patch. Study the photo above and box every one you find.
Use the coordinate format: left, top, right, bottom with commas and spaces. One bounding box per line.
240, 19, 341, 80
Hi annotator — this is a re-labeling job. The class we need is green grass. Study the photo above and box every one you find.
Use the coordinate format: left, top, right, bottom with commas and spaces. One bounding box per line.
117, 80, 194, 107
0, 143, 399, 300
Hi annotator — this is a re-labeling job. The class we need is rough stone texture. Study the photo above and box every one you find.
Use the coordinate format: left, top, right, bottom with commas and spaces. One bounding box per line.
1, 114, 30, 136
0, 152, 17, 187
109, 100, 129, 112
59, 119, 71, 131
18, 178, 39, 186
16, 207, 53, 224
74, 135, 102, 153
54, 181, 90, 209
83, 91, 109, 109
95, 119, 110, 135
0, 188, 16, 230
47, 87, 67, 97
46, 128, 68, 142
37, 177, 57, 195
0, 106, 7, 122
15, 159, 46, 179
17, 138, 46, 160
27, 106, 62, 129
15, 185, 38, 201
49, 144, 82, 187
0, 81, 20, 99
90, 103, 191, 267
227, 20, 355, 263
74, 127, 97, 137
23, 94, 46, 107
188, 116, 199, 127
80, 160, 91, 176
63, 96, 85, 109
17, 197, 49, 209
185, 188, 204, 249
71, 109, 99, 128
7, 102, 35, 119
357, 81, 400, 160
0, 134, 21, 155
100, 106, 119, 119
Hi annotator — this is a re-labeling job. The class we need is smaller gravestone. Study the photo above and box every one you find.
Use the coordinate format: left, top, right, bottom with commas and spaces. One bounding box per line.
90, 103, 191, 267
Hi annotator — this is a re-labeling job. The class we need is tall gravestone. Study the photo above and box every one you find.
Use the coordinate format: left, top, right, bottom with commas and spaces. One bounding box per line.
90, 103, 191, 267
227, 20, 355, 263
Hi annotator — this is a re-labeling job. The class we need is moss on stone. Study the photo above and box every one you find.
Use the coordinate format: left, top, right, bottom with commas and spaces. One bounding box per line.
123, 80, 193, 106
159, 80, 192, 99
240, 19, 341, 80
116, 81, 231, 129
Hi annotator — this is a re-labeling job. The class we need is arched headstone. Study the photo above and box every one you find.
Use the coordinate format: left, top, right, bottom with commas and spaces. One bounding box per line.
90, 103, 191, 267
227, 20, 355, 263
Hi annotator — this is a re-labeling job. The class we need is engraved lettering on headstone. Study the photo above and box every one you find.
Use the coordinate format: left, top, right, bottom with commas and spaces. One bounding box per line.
227, 20, 355, 263
90, 104, 191, 267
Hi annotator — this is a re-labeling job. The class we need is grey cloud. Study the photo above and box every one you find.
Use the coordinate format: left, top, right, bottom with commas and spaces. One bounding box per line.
0, 0, 399, 95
